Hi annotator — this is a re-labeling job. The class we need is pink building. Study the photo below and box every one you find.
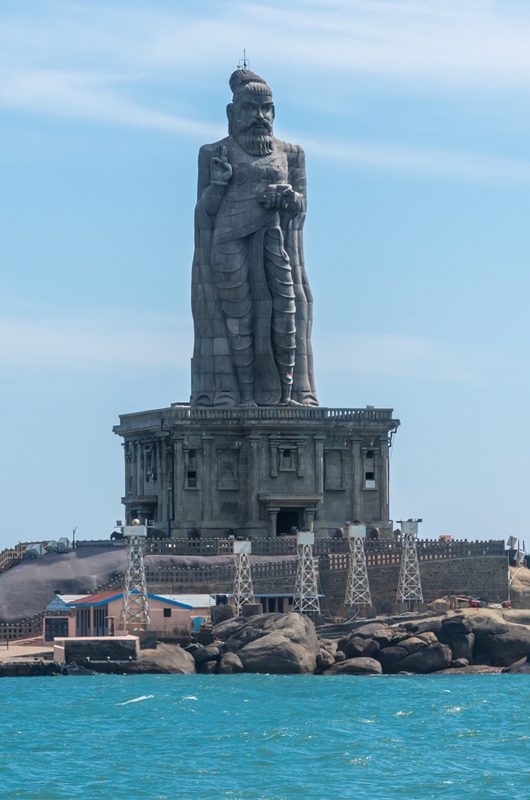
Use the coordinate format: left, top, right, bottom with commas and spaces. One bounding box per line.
43, 591, 218, 641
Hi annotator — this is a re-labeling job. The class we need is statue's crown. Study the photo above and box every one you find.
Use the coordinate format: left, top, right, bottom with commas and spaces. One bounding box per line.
229, 69, 271, 98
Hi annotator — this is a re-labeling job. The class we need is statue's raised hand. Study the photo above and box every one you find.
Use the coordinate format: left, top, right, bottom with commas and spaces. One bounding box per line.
210, 145, 232, 185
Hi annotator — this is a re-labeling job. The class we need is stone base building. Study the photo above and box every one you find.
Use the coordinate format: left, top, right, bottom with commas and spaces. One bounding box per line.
113, 404, 399, 539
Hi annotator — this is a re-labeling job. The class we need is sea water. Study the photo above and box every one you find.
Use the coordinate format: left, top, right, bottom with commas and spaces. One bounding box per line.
1, 674, 529, 799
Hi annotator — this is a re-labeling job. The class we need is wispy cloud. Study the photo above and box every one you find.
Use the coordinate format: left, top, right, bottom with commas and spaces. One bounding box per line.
0, 302, 508, 388
315, 332, 511, 385
0, 307, 192, 370
2, 1, 530, 182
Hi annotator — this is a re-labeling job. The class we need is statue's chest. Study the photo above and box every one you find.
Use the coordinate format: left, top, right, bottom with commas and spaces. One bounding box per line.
232, 153, 288, 190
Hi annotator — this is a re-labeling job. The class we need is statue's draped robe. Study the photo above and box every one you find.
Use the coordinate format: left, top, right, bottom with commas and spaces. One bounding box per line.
191, 136, 318, 407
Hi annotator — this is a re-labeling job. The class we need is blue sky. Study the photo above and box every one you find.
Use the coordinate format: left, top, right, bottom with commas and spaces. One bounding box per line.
1, 0, 530, 549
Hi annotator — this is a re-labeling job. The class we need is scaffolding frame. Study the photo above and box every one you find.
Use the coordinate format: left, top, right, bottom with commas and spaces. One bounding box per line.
293, 531, 320, 616
232, 540, 255, 615
396, 519, 423, 606
120, 526, 150, 631
345, 524, 372, 608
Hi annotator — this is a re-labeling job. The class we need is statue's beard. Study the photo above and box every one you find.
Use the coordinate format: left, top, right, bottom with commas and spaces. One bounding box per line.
233, 128, 274, 156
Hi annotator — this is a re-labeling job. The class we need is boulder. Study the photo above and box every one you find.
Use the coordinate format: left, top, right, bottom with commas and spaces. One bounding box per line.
444, 633, 475, 662
472, 618, 530, 666
135, 643, 196, 674
324, 657, 383, 676
193, 645, 221, 666
238, 631, 317, 674
352, 624, 394, 647
450, 658, 470, 669
218, 652, 244, 674
403, 618, 442, 636
222, 612, 319, 659
199, 660, 218, 674
440, 615, 472, 637
334, 650, 346, 662
397, 643, 452, 674
316, 651, 335, 673
344, 637, 379, 659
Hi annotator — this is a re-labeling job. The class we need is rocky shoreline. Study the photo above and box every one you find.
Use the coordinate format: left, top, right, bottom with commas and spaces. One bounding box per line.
3, 608, 530, 677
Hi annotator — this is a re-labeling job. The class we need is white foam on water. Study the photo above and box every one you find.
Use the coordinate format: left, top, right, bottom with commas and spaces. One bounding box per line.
183, 695, 198, 701
119, 695, 154, 705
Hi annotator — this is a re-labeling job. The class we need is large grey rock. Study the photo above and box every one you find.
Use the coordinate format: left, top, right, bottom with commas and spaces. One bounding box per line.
218, 652, 244, 674
445, 633, 475, 661
378, 635, 452, 674
135, 643, 196, 674
238, 631, 317, 674
472, 620, 530, 666
344, 637, 380, 659
440, 615, 473, 637
324, 657, 383, 676
222, 612, 318, 657
397, 643, 452, 674
193, 645, 222, 666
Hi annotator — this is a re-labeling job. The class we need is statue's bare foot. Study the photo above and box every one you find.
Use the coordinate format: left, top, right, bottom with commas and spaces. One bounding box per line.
239, 399, 257, 408
278, 398, 303, 407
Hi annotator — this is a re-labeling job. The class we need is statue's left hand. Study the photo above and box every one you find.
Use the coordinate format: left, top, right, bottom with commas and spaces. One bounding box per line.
262, 184, 303, 214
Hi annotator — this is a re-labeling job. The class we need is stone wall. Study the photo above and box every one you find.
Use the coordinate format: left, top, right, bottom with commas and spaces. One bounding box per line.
320, 556, 509, 615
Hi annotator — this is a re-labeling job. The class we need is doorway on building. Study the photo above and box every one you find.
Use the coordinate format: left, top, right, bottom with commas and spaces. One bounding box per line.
276, 507, 303, 535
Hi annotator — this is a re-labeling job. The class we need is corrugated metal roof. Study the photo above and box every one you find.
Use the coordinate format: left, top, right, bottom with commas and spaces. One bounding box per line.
66, 590, 195, 610
156, 594, 218, 608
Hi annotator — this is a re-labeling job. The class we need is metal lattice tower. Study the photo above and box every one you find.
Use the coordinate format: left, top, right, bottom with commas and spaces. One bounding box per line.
396, 519, 423, 605
232, 540, 255, 615
120, 524, 150, 631
345, 524, 372, 608
293, 531, 320, 616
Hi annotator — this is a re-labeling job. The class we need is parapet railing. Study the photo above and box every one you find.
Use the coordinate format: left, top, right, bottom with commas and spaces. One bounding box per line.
170, 405, 397, 423
144, 537, 505, 559
325, 539, 506, 570
0, 614, 44, 641
145, 558, 298, 588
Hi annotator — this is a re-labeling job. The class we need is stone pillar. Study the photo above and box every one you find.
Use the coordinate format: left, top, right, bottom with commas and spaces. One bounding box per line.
201, 435, 214, 521
175, 438, 184, 522
267, 507, 280, 537
379, 436, 390, 522
314, 435, 325, 495
249, 435, 261, 521
351, 435, 362, 521
306, 507, 316, 531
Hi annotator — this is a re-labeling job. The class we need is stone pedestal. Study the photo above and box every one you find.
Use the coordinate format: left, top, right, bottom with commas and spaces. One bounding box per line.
114, 404, 399, 539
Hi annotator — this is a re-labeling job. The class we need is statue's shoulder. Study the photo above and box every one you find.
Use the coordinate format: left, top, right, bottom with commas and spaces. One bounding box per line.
199, 137, 230, 156
274, 138, 305, 163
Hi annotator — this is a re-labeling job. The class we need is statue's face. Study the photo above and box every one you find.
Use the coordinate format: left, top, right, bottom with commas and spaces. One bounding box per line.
231, 92, 274, 135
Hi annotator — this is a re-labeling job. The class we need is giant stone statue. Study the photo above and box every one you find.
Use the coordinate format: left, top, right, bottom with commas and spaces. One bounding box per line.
191, 69, 319, 407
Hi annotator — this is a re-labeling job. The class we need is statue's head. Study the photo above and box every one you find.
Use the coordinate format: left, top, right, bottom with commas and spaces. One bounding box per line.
227, 69, 275, 156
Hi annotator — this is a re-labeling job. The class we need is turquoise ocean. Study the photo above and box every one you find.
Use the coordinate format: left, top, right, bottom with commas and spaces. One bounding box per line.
1, 674, 529, 799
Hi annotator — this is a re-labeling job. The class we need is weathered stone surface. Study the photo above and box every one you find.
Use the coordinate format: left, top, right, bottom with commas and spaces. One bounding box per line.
440, 615, 473, 637
193, 645, 221, 666
344, 637, 380, 659
199, 660, 218, 674
472, 620, 530, 666
450, 658, 470, 669
134, 643, 196, 674
218, 652, 244, 674
445, 633, 475, 661
190, 68, 318, 408
324, 657, 383, 676
238, 631, 317, 674
351, 624, 394, 646
222, 612, 318, 658
316, 651, 335, 673
397, 643, 452, 674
